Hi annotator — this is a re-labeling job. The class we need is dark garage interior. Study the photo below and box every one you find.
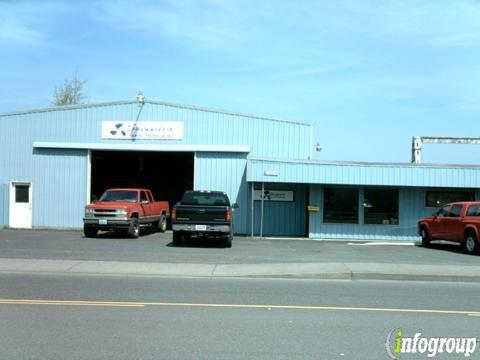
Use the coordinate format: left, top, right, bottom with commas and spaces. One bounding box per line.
90, 150, 194, 207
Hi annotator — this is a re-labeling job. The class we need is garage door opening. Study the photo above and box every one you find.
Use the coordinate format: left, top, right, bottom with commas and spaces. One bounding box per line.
90, 151, 194, 207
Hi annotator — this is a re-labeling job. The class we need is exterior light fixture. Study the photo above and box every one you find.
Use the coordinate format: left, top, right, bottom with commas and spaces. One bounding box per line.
136, 91, 145, 105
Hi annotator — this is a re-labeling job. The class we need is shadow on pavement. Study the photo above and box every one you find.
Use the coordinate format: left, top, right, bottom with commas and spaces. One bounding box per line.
167, 237, 229, 249
86, 228, 158, 239
415, 241, 475, 256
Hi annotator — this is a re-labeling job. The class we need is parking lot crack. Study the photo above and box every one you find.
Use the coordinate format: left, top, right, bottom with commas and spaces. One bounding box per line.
210, 264, 218, 276
342, 263, 354, 280
66, 261, 85, 272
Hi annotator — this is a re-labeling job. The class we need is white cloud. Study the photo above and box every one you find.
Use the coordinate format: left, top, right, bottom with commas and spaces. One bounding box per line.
91, 0, 480, 76
335, 0, 480, 48
0, 1, 52, 46
93, 0, 258, 50
0, 19, 46, 45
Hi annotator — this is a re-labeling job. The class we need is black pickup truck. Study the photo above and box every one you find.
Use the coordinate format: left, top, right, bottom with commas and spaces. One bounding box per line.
171, 190, 238, 248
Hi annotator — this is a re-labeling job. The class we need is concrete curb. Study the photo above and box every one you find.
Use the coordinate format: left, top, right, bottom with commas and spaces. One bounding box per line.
0, 258, 479, 282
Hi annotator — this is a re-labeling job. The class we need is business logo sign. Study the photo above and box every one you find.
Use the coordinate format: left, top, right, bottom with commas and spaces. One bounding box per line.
385, 328, 478, 359
102, 121, 184, 140
253, 190, 294, 202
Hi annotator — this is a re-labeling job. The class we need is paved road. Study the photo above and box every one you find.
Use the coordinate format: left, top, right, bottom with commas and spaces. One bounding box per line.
0, 273, 479, 359
0, 229, 478, 266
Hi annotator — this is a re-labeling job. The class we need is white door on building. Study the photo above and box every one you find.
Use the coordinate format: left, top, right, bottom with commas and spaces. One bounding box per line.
9, 182, 32, 229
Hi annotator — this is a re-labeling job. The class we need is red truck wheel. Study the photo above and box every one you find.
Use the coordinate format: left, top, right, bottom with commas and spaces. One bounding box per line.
465, 233, 479, 254
158, 215, 167, 233
128, 219, 140, 238
420, 227, 430, 247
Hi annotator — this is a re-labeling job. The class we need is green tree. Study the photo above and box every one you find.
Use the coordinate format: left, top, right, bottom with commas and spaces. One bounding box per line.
52, 74, 87, 106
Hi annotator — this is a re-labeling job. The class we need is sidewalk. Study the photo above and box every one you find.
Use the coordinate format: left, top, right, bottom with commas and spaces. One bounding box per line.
1, 229, 479, 282
1, 257, 479, 282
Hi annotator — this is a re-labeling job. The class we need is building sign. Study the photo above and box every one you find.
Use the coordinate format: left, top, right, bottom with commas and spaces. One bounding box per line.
264, 170, 278, 176
253, 190, 294, 202
102, 121, 184, 140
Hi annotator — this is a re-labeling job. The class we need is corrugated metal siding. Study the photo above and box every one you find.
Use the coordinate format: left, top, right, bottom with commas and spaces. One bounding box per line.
0, 184, 7, 226
194, 152, 249, 234
32, 149, 88, 228
194, 155, 307, 236
0, 102, 89, 228
1, 102, 311, 230
1, 112, 35, 227
0, 116, 7, 226
308, 186, 323, 238
1, 102, 311, 159
309, 185, 444, 240
0, 104, 5, 224
249, 159, 480, 188
252, 183, 307, 236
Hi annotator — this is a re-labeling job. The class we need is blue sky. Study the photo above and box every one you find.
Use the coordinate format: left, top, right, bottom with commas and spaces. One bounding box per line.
1, 0, 480, 164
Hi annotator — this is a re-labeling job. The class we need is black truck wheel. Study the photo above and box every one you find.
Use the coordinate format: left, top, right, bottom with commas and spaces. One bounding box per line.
172, 231, 182, 246
224, 234, 232, 248
84, 226, 98, 238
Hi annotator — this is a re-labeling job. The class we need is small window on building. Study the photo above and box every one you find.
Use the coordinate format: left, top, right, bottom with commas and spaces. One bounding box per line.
466, 205, 480, 217
448, 204, 463, 217
364, 189, 399, 225
425, 191, 475, 208
323, 188, 359, 224
15, 185, 29, 203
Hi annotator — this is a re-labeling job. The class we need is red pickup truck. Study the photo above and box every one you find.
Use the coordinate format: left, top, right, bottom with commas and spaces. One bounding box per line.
418, 201, 480, 254
83, 188, 170, 238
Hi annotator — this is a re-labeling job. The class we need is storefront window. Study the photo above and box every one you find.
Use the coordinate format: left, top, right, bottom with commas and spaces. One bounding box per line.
323, 188, 358, 224
425, 191, 475, 208
364, 189, 399, 225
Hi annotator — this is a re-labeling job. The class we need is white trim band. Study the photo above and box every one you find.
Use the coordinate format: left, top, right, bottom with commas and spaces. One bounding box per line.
33, 142, 251, 153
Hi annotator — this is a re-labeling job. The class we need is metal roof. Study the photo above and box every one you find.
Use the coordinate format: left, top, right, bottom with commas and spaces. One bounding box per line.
247, 157, 480, 187
248, 157, 480, 169
0, 99, 311, 126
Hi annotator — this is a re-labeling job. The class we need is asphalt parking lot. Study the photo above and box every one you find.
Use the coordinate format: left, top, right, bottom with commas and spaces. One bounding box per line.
0, 229, 478, 266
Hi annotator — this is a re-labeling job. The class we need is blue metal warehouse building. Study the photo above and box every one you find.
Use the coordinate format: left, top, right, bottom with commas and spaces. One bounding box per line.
1, 99, 480, 240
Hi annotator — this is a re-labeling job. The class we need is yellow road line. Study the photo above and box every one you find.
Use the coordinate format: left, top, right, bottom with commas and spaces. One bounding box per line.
0, 299, 144, 307
0, 298, 478, 316
141, 302, 480, 316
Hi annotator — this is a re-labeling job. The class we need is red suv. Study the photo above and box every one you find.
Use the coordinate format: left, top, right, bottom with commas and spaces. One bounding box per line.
418, 201, 480, 254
